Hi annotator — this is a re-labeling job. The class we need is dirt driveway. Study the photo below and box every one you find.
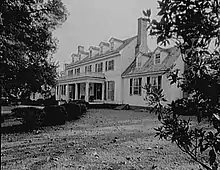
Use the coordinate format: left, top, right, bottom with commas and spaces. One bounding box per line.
1, 109, 202, 170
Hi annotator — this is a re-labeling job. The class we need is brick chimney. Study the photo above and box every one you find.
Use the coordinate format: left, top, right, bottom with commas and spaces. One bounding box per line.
136, 18, 149, 54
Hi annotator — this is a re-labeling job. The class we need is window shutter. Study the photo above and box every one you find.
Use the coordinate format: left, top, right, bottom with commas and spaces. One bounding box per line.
158, 76, 162, 89
147, 77, 150, 92
95, 64, 97, 72
130, 79, 133, 95
105, 61, 108, 71
101, 62, 103, 72
139, 78, 142, 95
112, 60, 114, 70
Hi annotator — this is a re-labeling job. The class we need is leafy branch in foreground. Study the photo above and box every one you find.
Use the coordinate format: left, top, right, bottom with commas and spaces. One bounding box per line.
0, 0, 68, 100
143, 0, 220, 169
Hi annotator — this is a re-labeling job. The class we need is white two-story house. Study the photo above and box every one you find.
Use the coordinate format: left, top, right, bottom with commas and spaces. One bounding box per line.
56, 17, 185, 106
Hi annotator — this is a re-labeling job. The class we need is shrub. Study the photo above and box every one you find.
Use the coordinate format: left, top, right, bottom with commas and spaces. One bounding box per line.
43, 105, 66, 126
12, 107, 45, 129
61, 103, 86, 121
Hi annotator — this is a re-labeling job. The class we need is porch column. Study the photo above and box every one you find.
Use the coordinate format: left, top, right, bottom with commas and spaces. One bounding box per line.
85, 81, 89, 102
66, 84, 69, 102
102, 82, 105, 101
56, 85, 59, 100
75, 83, 78, 100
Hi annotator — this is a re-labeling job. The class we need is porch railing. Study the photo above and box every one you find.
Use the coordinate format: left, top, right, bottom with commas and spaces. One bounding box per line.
58, 72, 105, 80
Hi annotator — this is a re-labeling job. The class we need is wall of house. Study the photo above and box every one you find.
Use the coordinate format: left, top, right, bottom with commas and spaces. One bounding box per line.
122, 53, 185, 106
162, 54, 184, 102
104, 54, 123, 103
120, 37, 137, 73
122, 76, 148, 106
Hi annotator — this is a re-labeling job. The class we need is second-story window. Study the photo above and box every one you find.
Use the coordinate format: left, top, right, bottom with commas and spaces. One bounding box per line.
75, 68, 80, 74
88, 65, 92, 72
85, 65, 92, 73
110, 42, 114, 51
68, 69, 73, 76
108, 60, 114, 71
95, 63, 103, 72
155, 53, 161, 64
105, 60, 114, 71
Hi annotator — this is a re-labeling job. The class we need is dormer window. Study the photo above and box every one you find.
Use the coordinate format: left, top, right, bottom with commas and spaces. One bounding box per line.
100, 46, 103, 54
89, 50, 92, 57
155, 53, 161, 64
110, 42, 114, 51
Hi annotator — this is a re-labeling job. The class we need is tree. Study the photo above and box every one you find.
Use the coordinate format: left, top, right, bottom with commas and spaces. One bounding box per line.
143, 0, 220, 169
0, 0, 68, 107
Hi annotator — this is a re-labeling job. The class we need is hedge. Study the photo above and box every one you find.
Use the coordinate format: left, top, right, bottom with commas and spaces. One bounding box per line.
10, 102, 88, 130
43, 105, 67, 126
12, 107, 46, 129
61, 103, 86, 121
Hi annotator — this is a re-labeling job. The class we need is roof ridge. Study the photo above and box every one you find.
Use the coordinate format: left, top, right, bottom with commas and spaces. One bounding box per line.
66, 36, 137, 68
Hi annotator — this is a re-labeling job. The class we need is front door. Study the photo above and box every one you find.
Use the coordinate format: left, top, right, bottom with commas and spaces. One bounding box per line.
96, 83, 102, 100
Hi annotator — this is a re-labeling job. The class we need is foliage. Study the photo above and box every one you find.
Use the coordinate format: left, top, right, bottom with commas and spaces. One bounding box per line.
43, 105, 66, 125
0, 0, 68, 99
12, 107, 46, 129
143, 0, 220, 169
61, 102, 87, 121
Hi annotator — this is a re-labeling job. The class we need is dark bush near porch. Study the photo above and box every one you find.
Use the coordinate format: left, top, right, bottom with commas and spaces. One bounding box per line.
61, 103, 87, 121
43, 105, 66, 126
69, 99, 89, 108
12, 107, 46, 129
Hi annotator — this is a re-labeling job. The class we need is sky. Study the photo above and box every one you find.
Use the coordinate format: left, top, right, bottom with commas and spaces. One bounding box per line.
53, 0, 160, 71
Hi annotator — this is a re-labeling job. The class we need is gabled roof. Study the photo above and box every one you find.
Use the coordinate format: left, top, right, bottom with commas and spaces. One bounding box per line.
66, 36, 137, 68
122, 46, 180, 77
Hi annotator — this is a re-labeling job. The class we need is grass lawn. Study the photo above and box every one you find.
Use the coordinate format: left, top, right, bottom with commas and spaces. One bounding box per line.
1, 108, 214, 170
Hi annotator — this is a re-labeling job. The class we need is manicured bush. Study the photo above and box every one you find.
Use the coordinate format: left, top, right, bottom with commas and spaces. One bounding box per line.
61, 103, 87, 121
12, 107, 45, 129
78, 104, 87, 114
43, 105, 66, 126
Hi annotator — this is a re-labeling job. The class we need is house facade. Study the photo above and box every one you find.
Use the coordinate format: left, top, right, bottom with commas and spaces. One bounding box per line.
56, 17, 185, 106
122, 46, 185, 106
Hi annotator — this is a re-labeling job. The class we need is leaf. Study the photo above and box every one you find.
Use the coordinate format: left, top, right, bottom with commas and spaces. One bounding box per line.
209, 149, 216, 165
157, 35, 164, 44
158, 114, 161, 121
147, 9, 151, 17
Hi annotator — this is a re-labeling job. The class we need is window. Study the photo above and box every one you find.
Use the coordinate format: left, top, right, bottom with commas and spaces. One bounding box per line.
108, 60, 114, 71
75, 68, 80, 74
100, 46, 103, 54
85, 65, 92, 73
61, 85, 66, 95
95, 62, 103, 72
110, 42, 114, 51
129, 78, 142, 95
107, 81, 115, 101
68, 69, 73, 76
88, 65, 92, 72
149, 76, 162, 91
89, 50, 92, 57
105, 60, 114, 71
155, 53, 161, 64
